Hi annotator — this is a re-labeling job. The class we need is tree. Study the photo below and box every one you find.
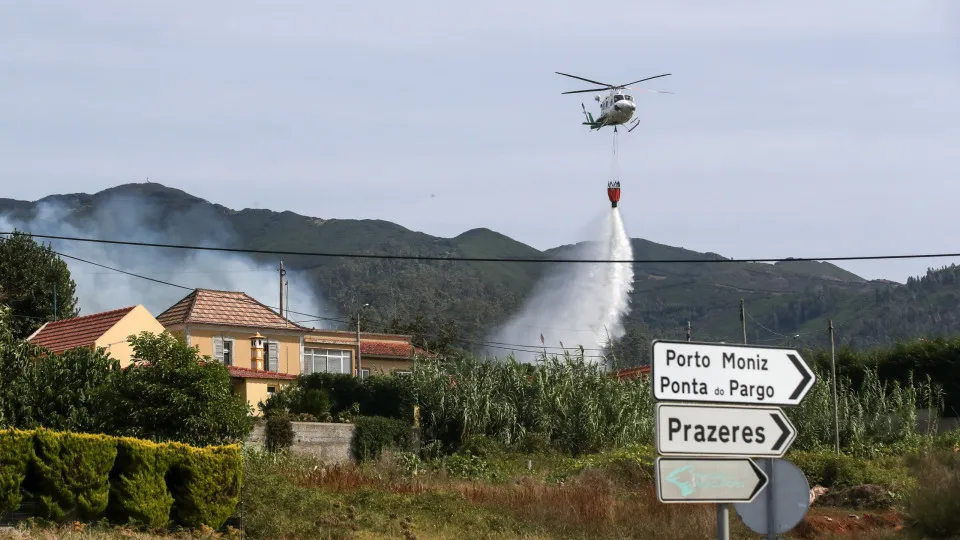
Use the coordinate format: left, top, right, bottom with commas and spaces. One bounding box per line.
97, 331, 254, 447
0, 231, 79, 339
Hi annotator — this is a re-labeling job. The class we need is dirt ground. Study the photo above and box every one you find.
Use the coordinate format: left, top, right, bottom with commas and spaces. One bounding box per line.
788, 507, 903, 539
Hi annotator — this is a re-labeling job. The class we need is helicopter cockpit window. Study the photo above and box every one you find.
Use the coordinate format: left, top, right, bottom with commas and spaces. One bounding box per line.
613, 95, 624, 102
625, 95, 632, 101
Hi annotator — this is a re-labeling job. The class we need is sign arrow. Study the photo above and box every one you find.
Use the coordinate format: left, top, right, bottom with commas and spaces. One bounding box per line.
650, 339, 816, 406
655, 403, 798, 457
656, 457, 768, 503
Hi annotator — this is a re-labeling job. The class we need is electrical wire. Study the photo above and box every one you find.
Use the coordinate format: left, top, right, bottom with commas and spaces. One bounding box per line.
49, 249, 611, 356
8, 231, 960, 264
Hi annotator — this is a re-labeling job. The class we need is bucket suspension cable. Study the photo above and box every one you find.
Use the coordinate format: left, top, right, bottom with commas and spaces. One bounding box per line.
609, 128, 620, 184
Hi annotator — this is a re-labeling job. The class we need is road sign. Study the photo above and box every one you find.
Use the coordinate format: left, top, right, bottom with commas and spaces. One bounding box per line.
650, 339, 815, 406
735, 458, 811, 536
655, 457, 768, 503
655, 403, 798, 458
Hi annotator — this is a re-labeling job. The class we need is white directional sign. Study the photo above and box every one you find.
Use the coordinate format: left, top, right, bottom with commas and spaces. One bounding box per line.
656, 457, 768, 503
651, 339, 816, 406
655, 403, 798, 457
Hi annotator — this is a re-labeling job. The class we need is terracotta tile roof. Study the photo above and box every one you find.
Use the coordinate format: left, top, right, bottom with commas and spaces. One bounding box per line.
156, 289, 309, 332
361, 341, 431, 358
228, 366, 297, 380
27, 306, 136, 353
614, 366, 651, 380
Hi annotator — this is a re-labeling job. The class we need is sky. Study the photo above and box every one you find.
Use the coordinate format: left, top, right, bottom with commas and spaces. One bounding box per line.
1, 1, 958, 284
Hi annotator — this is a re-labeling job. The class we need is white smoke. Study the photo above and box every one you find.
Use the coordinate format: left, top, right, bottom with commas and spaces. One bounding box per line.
486, 208, 634, 364
0, 190, 336, 327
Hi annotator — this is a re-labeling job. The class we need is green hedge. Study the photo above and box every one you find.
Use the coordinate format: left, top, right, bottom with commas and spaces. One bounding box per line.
352, 416, 413, 461
0, 428, 241, 530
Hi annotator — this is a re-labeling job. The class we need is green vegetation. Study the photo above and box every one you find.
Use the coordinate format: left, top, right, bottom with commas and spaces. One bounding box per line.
0, 231, 79, 340
0, 428, 240, 530
97, 332, 253, 447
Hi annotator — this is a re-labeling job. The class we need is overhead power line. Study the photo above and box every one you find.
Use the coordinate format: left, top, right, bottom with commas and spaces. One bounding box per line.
8, 231, 960, 264
52, 250, 604, 355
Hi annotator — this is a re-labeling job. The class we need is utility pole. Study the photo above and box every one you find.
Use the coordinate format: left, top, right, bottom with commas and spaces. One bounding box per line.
279, 261, 286, 319
356, 303, 369, 378
53, 282, 57, 321
739, 298, 747, 344
284, 280, 289, 324
829, 319, 839, 454
686, 320, 692, 342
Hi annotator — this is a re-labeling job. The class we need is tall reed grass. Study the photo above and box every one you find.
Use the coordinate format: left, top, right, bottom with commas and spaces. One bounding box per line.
411, 351, 655, 454
409, 351, 943, 456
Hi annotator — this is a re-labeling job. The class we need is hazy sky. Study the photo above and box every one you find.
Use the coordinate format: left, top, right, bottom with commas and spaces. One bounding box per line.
1, 1, 957, 283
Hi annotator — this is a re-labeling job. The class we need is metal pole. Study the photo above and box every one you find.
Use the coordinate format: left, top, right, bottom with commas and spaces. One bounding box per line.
686, 320, 692, 342
717, 503, 729, 540
740, 298, 747, 344
356, 313, 362, 377
279, 261, 286, 319
766, 458, 776, 540
829, 319, 839, 454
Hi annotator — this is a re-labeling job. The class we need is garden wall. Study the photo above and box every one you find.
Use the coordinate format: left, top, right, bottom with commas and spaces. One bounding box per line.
246, 421, 356, 464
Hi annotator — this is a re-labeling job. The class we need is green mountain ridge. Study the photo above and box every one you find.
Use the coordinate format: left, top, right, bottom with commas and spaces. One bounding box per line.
0, 182, 954, 365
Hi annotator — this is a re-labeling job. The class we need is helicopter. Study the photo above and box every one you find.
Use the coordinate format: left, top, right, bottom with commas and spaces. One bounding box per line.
556, 72, 672, 132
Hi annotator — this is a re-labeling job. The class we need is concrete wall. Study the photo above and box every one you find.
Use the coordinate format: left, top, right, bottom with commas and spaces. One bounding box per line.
247, 421, 356, 464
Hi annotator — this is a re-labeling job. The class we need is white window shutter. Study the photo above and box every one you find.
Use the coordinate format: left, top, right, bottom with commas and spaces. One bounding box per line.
268, 340, 279, 372
213, 336, 224, 362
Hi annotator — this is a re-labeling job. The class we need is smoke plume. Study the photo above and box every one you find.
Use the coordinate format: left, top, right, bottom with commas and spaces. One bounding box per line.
485, 208, 634, 364
0, 192, 336, 326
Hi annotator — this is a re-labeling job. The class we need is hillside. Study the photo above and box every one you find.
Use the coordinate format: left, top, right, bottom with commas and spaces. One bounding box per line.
1, 182, 955, 364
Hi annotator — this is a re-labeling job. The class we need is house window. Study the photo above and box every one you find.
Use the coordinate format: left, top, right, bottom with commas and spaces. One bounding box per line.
267, 386, 277, 394
359, 368, 370, 378
393, 370, 412, 376
303, 348, 352, 374
222, 340, 233, 366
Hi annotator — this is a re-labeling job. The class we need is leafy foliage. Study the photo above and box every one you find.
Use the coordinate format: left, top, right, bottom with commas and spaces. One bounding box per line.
97, 331, 254, 446
262, 371, 415, 422
0, 429, 32, 517
352, 416, 413, 461
0, 231, 79, 340
166, 442, 243, 530
27, 428, 119, 521
411, 352, 655, 455
265, 414, 295, 452
107, 437, 175, 529
0, 344, 119, 433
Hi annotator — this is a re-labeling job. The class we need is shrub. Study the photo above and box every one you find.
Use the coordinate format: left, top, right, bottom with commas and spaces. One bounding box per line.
28, 428, 118, 521
352, 416, 412, 461
166, 443, 242, 530
903, 450, 960, 537
265, 414, 295, 452
787, 450, 911, 492
107, 437, 174, 528
0, 429, 33, 517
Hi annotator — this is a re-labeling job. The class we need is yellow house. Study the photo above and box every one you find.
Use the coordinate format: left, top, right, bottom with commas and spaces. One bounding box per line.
26, 304, 166, 366
156, 288, 309, 414
155, 288, 434, 413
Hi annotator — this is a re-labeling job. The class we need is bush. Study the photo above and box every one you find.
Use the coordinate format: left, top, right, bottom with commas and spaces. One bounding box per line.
0, 429, 33, 517
28, 428, 118, 521
261, 372, 414, 422
265, 414, 295, 452
903, 450, 960, 537
166, 443, 242, 530
107, 437, 174, 528
352, 416, 412, 461
788, 450, 911, 491
0, 428, 242, 530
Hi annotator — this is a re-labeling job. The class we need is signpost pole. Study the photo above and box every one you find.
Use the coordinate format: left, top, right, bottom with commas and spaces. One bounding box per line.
765, 458, 776, 539
717, 503, 729, 540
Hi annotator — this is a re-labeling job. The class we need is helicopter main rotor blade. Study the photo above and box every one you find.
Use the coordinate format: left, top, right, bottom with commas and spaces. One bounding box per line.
618, 73, 671, 87
555, 72, 614, 88
624, 87, 674, 94
561, 87, 614, 94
